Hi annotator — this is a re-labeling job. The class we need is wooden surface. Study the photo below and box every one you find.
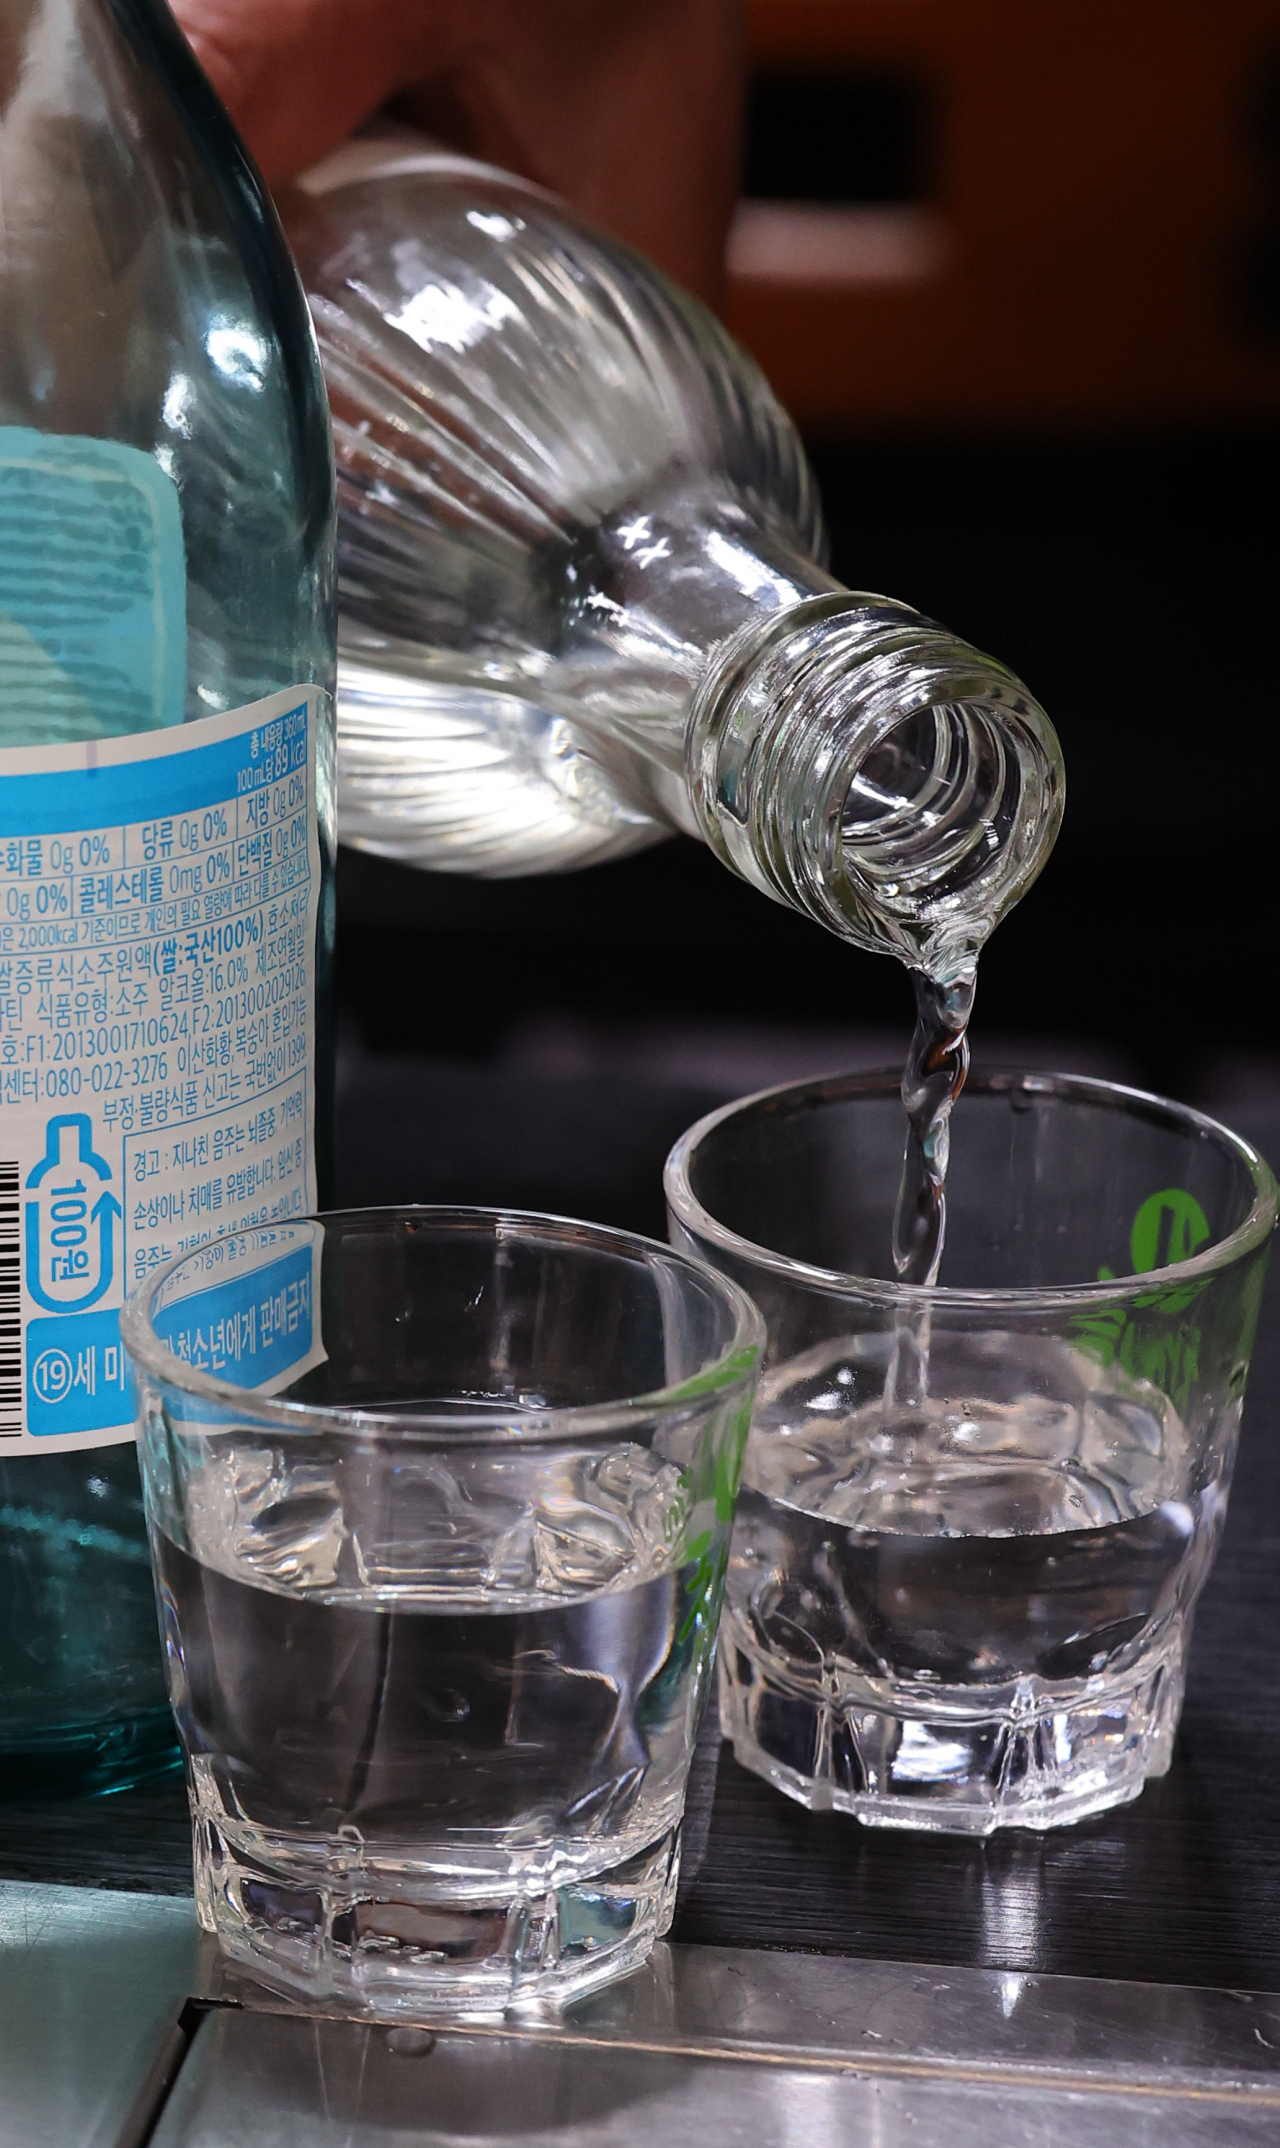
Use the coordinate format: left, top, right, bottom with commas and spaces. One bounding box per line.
3, 1083, 1279, 1993
729, 0, 1280, 429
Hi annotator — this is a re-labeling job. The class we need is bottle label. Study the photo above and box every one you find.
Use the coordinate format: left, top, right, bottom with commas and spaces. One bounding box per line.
0, 426, 187, 735
0, 688, 321, 1451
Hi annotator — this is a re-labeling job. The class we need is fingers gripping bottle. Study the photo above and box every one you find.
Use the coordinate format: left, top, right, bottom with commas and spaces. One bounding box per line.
283, 135, 1063, 987
0, 0, 335, 1793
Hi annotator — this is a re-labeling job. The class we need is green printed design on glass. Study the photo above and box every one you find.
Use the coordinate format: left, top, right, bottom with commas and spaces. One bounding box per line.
1128, 1188, 1211, 1275
1094, 1187, 1212, 1287
674, 1376, 757, 1646
1077, 1187, 1214, 1412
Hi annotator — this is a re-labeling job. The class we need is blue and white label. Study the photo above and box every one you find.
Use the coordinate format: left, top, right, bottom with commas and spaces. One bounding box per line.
27, 1310, 133, 1439
0, 687, 321, 1450
151, 1239, 320, 1394
25, 1114, 121, 1311
0, 427, 187, 738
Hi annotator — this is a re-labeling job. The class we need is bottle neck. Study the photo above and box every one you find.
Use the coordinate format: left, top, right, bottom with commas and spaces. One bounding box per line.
541, 486, 839, 833
686, 593, 1064, 977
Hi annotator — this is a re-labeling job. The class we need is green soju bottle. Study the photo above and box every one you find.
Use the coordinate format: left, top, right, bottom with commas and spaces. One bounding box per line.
0, 0, 335, 1795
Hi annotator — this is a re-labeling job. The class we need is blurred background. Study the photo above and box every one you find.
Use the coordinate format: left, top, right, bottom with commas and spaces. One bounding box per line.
336, 0, 1280, 1235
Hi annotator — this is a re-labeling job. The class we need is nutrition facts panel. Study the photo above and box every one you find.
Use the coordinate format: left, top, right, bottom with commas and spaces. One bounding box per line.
0, 687, 320, 1448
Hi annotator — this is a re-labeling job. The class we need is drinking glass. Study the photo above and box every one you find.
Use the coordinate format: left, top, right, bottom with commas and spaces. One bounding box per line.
121, 1207, 762, 2014
665, 1072, 1276, 1835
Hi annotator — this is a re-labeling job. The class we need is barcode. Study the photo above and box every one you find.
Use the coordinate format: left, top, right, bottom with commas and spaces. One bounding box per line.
0, 1161, 18, 1434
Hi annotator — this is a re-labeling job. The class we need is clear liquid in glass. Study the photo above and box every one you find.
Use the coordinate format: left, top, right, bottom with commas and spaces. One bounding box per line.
161, 1432, 723, 2004
720, 1331, 1207, 1832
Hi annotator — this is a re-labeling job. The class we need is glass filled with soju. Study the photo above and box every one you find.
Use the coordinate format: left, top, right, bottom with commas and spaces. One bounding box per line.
666, 1071, 1275, 1835
122, 1206, 761, 2015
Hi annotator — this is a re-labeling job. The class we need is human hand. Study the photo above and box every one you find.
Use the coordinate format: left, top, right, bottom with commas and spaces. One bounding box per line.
170, 0, 742, 301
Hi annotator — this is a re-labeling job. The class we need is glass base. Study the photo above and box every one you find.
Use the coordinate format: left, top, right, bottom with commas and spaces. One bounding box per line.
192, 1800, 682, 2018
0, 1703, 180, 1802
718, 1624, 1184, 1836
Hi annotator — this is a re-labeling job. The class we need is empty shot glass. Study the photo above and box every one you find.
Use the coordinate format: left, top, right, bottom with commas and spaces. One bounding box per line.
665, 1071, 1276, 1835
121, 1207, 762, 2014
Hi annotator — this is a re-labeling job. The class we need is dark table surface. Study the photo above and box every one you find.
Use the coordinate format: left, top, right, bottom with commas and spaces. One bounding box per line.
4, 1064, 1280, 1996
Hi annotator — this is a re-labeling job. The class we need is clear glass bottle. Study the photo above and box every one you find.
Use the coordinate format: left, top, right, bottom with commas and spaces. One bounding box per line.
284, 134, 1062, 983
0, 0, 335, 1795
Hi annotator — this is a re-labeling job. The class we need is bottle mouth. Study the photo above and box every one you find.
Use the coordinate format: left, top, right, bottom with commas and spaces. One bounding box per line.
839, 695, 1052, 969
687, 594, 1064, 974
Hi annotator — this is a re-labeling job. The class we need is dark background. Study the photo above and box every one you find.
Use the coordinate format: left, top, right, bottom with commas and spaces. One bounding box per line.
335, 412, 1280, 1251
336, 425, 1278, 1113
335, 44, 1280, 1239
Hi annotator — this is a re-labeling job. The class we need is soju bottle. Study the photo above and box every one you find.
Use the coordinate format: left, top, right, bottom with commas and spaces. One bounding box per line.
0, 0, 335, 1794
284, 134, 1062, 984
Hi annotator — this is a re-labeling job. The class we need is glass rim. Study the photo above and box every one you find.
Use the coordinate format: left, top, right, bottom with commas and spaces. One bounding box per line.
664, 1067, 1279, 1312
120, 1202, 766, 1441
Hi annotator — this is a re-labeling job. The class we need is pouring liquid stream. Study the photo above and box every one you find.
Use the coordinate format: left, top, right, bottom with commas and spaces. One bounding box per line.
893, 968, 977, 1288
886, 967, 977, 1404
833, 690, 1042, 1348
